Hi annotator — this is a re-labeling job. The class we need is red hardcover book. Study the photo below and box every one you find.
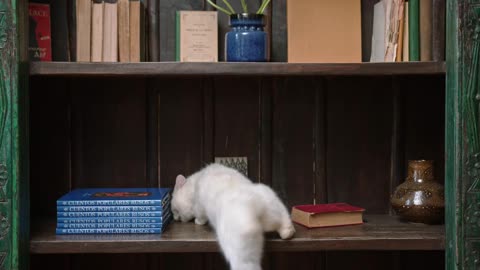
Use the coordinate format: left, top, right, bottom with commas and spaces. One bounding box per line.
28, 3, 52, 61
291, 203, 365, 228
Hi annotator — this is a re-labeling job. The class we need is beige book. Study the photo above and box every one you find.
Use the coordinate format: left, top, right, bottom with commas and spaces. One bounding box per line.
177, 11, 218, 62
403, 2, 409, 61
76, 0, 92, 62
118, 0, 130, 62
103, 0, 118, 62
287, 0, 361, 63
396, 2, 405, 62
420, 0, 433, 61
129, 0, 141, 62
91, 0, 104, 62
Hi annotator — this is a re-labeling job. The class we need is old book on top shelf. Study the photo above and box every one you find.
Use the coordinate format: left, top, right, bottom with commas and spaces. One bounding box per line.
129, 0, 141, 62
118, 0, 130, 62
91, 0, 104, 62
287, 0, 361, 63
28, 3, 52, 61
175, 11, 218, 62
76, 0, 91, 61
408, 0, 419, 61
291, 203, 365, 228
420, 0, 433, 61
103, 0, 118, 62
49, 0, 70, 61
432, 0, 445, 61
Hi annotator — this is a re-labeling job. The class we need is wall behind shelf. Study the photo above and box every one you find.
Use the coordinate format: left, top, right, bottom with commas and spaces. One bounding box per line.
29, 74, 445, 270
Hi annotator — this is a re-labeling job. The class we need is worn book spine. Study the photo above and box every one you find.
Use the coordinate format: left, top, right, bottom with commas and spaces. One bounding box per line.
118, 0, 130, 62
56, 228, 162, 234
50, 0, 70, 61
129, 0, 141, 62
147, 0, 159, 61
57, 205, 163, 212
76, 0, 92, 61
396, 2, 405, 62
57, 223, 163, 229
103, 0, 118, 62
403, 1, 409, 61
420, 0, 433, 61
57, 217, 164, 224
408, 0, 419, 61
91, 0, 104, 62
28, 3, 52, 61
432, 0, 445, 61
361, 0, 379, 62
57, 211, 163, 217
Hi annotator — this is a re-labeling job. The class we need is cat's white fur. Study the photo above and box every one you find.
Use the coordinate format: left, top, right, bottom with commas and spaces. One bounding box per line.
171, 163, 295, 270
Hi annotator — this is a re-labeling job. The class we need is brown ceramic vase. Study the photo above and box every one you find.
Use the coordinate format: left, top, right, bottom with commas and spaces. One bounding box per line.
391, 160, 445, 224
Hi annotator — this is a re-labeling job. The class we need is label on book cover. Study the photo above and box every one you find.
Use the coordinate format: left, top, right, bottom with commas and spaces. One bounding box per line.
57, 223, 163, 229
57, 217, 164, 224
57, 211, 163, 218
28, 3, 52, 61
55, 228, 162, 234
177, 11, 218, 62
57, 188, 171, 207
57, 205, 163, 212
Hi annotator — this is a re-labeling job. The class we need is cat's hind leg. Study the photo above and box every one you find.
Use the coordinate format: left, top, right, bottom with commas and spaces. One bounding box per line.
216, 210, 263, 270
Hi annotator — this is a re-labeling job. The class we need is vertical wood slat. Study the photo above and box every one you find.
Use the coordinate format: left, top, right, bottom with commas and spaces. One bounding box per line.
314, 78, 327, 204
272, 0, 287, 61
260, 78, 272, 185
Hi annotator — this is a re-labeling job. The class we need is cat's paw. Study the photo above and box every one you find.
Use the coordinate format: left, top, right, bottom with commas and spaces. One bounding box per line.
279, 224, 295, 239
195, 217, 208, 225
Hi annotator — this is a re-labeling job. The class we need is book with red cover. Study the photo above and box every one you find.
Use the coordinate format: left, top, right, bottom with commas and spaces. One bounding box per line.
291, 203, 365, 228
28, 3, 52, 61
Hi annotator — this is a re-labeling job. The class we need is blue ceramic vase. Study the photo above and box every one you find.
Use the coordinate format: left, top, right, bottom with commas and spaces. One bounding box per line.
225, 13, 267, 62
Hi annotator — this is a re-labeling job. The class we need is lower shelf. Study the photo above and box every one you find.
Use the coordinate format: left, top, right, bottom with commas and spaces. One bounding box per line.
30, 215, 444, 254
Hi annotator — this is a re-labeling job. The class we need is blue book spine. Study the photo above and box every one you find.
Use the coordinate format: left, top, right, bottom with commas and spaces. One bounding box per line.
56, 199, 163, 206
57, 205, 163, 212
57, 211, 163, 218
55, 228, 162, 234
57, 223, 163, 229
57, 217, 163, 224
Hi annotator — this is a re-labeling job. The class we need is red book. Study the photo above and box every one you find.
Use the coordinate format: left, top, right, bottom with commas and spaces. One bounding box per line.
291, 203, 365, 228
28, 3, 52, 61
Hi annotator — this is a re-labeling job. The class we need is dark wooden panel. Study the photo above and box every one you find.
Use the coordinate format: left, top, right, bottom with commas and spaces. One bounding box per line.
70, 254, 148, 270
30, 215, 444, 253
403, 75, 445, 185
326, 77, 393, 214
29, 62, 447, 77
260, 78, 273, 186
213, 77, 261, 180
157, 78, 205, 187
399, 251, 445, 270
159, 0, 205, 61
204, 253, 229, 270
325, 251, 396, 270
29, 77, 71, 217
272, 0, 287, 61
270, 252, 323, 270
30, 254, 70, 270
70, 78, 147, 188
149, 253, 206, 270
272, 77, 316, 208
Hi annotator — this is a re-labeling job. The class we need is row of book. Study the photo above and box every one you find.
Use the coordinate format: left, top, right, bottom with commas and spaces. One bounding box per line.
56, 188, 172, 234
29, 0, 445, 63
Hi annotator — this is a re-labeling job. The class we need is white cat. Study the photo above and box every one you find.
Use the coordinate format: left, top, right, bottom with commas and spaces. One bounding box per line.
171, 163, 295, 270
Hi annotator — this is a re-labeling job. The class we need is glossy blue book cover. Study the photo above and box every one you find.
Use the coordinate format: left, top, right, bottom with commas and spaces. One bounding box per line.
57, 223, 163, 229
57, 217, 164, 224
56, 188, 171, 206
57, 205, 164, 212
56, 211, 164, 218
55, 228, 163, 234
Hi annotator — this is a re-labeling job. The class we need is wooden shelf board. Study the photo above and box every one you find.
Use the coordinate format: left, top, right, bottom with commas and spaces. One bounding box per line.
30, 215, 444, 254
29, 62, 446, 77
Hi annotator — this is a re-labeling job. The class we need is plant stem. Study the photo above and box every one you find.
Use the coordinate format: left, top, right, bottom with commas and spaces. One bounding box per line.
240, 0, 248, 13
257, 0, 270, 14
220, 0, 236, 14
206, 0, 233, 15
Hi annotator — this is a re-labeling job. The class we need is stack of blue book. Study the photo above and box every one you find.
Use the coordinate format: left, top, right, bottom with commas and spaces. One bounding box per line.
56, 188, 172, 235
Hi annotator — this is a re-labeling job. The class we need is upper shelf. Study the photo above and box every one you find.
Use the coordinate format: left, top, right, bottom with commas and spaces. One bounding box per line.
30, 215, 444, 254
29, 61, 446, 77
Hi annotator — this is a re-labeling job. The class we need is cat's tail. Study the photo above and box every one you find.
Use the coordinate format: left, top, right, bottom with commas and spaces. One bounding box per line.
216, 206, 264, 270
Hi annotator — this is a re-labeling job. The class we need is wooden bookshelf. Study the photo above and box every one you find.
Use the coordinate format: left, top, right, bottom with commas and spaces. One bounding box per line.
29, 61, 446, 77
30, 215, 444, 254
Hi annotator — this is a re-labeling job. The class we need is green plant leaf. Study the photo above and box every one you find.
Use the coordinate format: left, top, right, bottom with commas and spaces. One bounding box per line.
206, 0, 233, 15
257, 0, 270, 14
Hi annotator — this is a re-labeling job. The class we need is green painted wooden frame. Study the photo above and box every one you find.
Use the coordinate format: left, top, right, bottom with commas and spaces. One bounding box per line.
0, 0, 28, 269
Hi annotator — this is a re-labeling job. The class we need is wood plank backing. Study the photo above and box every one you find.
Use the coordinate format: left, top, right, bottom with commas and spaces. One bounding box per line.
326, 77, 393, 214
29, 77, 71, 217
70, 254, 148, 270
213, 77, 261, 180
272, 77, 316, 208
69, 78, 147, 188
